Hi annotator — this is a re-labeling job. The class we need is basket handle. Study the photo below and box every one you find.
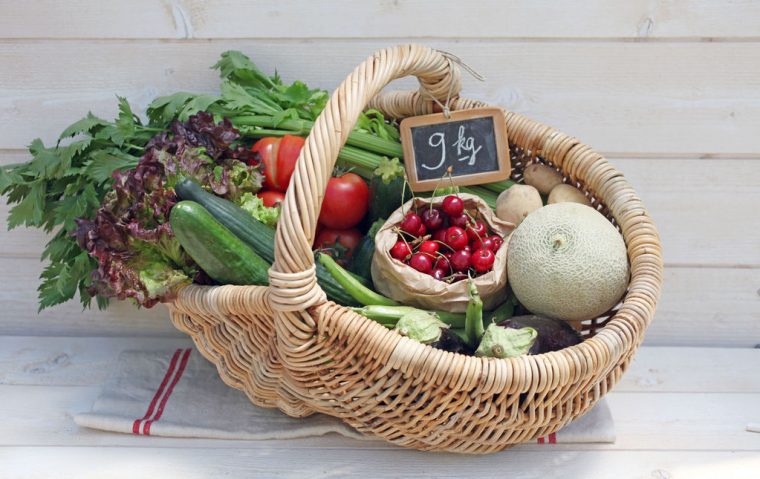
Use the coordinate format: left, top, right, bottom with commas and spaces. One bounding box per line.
268, 45, 461, 312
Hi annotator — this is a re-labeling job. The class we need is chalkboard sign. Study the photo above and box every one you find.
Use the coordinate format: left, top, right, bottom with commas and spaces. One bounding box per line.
399, 108, 510, 191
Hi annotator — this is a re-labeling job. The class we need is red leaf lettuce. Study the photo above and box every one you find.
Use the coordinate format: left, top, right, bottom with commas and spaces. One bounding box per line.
74, 112, 262, 307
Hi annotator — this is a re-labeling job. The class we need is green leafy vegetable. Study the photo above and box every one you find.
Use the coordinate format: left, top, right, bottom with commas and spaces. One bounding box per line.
239, 193, 280, 227
2, 50, 409, 312
2, 99, 157, 310
74, 112, 262, 307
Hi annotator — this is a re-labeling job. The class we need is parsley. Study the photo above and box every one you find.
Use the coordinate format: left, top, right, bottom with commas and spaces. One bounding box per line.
2, 97, 159, 310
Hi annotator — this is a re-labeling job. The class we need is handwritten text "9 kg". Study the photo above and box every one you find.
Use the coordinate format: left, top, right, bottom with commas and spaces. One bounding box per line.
421, 125, 483, 171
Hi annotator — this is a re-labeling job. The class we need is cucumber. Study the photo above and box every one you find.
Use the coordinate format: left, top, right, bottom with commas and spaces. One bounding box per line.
170, 201, 269, 286
349, 218, 384, 281
175, 178, 276, 264
174, 178, 361, 306
367, 157, 410, 224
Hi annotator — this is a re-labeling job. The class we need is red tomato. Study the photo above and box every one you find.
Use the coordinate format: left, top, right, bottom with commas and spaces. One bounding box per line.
257, 191, 285, 208
313, 227, 363, 267
274, 135, 304, 190
318, 172, 369, 229
251, 135, 305, 192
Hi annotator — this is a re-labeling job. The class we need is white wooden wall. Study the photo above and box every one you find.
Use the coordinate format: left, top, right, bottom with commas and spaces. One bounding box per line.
1, 0, 758, 347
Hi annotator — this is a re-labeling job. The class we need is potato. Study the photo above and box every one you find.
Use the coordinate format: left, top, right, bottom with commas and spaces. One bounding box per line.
496, 184, 542, 226
523, 164, 563, 194
547, 184, 591, 206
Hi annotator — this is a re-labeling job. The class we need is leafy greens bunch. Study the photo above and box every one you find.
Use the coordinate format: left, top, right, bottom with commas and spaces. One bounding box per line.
73, 112, 262, 308
2, 50, 407, 311
1, 99, 161, 309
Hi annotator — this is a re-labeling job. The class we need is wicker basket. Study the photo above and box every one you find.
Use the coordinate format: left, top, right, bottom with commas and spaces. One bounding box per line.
168, 44, 663, 454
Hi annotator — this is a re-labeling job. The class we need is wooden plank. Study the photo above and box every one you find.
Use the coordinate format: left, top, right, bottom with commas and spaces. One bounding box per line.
614, 158, 760, 267
0, 258, 179, 337
4, 155, 758, 267
0, 336, 192, 386
607, 392, 760, 451
1, 446, 759, 478
3, 337, 759, 393
2, 0, 760, 39
0, 149, 27, 165
620, 347, 760, 393
3, 253, 756, 345
4, 384, 757, 451
2, 41, 760, 155
647, 267, 760, 347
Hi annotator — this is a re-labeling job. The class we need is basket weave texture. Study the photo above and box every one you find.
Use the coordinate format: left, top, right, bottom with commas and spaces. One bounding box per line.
168, 44, 663, 453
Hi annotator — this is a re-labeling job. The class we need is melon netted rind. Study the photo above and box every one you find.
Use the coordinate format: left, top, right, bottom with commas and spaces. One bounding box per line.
507, 203, 630, 322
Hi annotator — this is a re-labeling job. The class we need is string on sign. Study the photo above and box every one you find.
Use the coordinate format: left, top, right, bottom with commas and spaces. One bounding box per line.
419, 50, 486, 119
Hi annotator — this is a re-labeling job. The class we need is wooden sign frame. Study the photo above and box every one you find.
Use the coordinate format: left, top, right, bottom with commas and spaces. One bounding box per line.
399, 107, 510, 192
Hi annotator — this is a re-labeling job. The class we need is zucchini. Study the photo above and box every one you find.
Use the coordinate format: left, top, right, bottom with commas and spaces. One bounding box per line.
351, 304, 466, 329
174, 178, 361, 306
318, 253, 399, 307
170, 201, 269, 286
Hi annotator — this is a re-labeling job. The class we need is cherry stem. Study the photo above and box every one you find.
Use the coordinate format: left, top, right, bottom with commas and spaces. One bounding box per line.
395, 230, 415, 261
433, 250, 454, 273
433, 239, 455, 253
400, 177, 408, 216
446, 166, 457, 192
475, 224, 487, 250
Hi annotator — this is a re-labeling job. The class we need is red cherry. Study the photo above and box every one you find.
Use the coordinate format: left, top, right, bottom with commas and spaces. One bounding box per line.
462, 244, 472, 253
390, 241, 412, 261
399, 213, 421, 235
450, 249, 472, 272
430, 268, 447, 281
466, 220, 488, 243
449, 213, 469, 228
434, 255, 451, 272
416, 223, 427, 238
432, 228, 447, 244
409, 253, 433, 273
442, 195, 464, 216
421, 207, 444, 230
476, 236, 496, 252
444, 226, 468, 250
418, 240, 439, 256
489, 235, 504, 252
471, 248, 495, 273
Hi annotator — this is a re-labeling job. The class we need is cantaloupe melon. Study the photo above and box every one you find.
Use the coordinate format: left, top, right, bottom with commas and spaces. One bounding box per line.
507, 203, 629, 321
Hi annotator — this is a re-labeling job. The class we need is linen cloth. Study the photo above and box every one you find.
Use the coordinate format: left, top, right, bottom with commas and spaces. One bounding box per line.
75, 348, 615, 444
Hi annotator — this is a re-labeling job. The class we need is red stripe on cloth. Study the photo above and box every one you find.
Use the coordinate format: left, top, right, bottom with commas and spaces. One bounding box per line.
548, 432, 557, 444
537, 436, 545, 444
132, 348, 182, 434
143, 348, 192, 435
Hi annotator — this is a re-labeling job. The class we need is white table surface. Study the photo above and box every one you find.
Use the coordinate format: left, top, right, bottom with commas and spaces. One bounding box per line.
1, 336, 758, 478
